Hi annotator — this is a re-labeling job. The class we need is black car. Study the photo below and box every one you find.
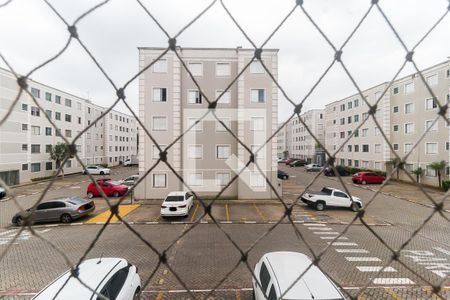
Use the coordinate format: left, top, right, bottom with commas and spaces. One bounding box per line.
277, 170, 289, 180
323, 166, 351, 177
0, 186, 5, 199
289, 160, 307, 167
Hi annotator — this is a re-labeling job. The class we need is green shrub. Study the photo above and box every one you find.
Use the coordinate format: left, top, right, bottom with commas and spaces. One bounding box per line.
442, 180, 450, 191
31, 176, 54, 182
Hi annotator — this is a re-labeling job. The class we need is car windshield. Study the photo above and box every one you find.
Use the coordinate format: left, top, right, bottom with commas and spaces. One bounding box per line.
165, 195, 185, 202
321, 187, 333, 195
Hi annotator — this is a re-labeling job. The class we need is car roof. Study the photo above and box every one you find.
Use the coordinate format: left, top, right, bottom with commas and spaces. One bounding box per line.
263, 252, 344, 299
167, 191, 187, 196
33, 258, 128, 300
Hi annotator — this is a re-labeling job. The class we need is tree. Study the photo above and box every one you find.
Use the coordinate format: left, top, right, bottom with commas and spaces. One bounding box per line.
429, 161, 446, 188
49, 142, 71, 177
386, 158, 401, 180
412, 167, 423, 183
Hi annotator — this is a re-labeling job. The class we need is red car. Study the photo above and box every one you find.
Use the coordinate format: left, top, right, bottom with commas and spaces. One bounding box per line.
285, 159, 295, 165
352, 172, 385, 184
86, 179, 129, 198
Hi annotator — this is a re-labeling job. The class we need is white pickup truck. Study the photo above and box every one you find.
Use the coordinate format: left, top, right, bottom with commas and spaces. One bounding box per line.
300, 187, 362, 211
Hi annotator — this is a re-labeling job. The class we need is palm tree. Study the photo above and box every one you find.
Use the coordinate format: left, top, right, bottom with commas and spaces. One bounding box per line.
412, 167, 423, 183
386, 158, 401, 180
429, 161, 446, 188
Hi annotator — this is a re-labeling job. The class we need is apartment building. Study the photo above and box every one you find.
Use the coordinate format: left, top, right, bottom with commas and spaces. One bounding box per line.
136, 47, 279, 200
0, 67, 137, 185
276, 123, 287, 159
105, 110, 138, 166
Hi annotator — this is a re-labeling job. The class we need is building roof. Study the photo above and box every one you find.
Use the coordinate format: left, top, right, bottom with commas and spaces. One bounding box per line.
138, 46, 279, 52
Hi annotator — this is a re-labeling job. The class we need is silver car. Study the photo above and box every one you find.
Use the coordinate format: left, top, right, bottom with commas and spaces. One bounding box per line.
120, 175, 139, 186
12, 197, 95, 226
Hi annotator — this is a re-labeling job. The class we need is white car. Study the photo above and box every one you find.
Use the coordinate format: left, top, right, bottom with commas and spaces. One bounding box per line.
160, 191, 194, 217
32, 257, 141, 300
253, 252, 346, 300
301, 187, 362, 211
305, 164, 322, 172
83, 165, 111, 175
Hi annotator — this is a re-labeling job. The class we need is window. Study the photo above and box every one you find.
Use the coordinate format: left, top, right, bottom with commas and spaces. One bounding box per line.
374, 144, 381, 153
374, 127, 380, 136
425, 98, 437, 110
55, 95, 61, 104
362, 144, 369, 152
425, 120, 437, 131
152, 174, 167, 188
46, 162, 52, 170
347, 116, 352, 124
446, 142, 449, 151
405, 103, 414, 114
251, 117, 264, 131
22, 124, 28, 131
361, 128, 369, 137
362, 112, 368, 120
65, 98, 72, 107
65, 130, 72, 138
188, 172, 203, 186
31, 163, 41, 172
152, 116, 167, 130
447, 69, 450, 78
216, 62, 230, 76
31, 126, 40, 135
250, 60, 264, 74
425, 142, 438, 154
188, 62, 203, 76
216, 118, 231, 131
354, 129, 359, 137
404, 123, 414, 134
347, 101, 352, 109
152, 144, 167, 159
251, 89, 265, 103
340, 118, 345, 125
354, 99, 359, 107
404, 143, 413, 153
405, 82, 414, 94
250, 172, 265, 187
153, 88, 167, 102
374, 162, 382, 170
77, 102, 82, 110
393, 125, 399, 132
78, 117, 81, 124
153, 59, 167, 73
268, 285, 277, 300
340, 104, 345, 111
44, 92, 51, 101
347, 145, 352, 152
216, 172, 231, 186
21, 103, 28, 111
426, 74, 438, 86
393, 87, 399, 94
354, 145, 359, 152
55, 112, 61, 120
45, 127, 52, 136
215, 90, 231, 103
65, 159, 72, 168
31, 106, 40, 116
188, 145, 203, 159
22, 163, 28, 171
30, 87, 40, 98
393, 144, 399, 150
65, 114, 71, 122
188, 90, 203, 104
354, 114, 359, 122
46, 144, 52, 153
393, 106, 399, 113
340, 131, 345, 138
216, 145, 231, 159
31, 144, 40, 153
426, 165, 437, 177
187, 118, 203, 131
21, 144, 28, 151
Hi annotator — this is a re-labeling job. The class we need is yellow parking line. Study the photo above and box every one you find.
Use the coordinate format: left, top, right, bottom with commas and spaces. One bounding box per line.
85, 204, 140, 224
235, 289, 241, 300
357, 295, 366, 300
384, 288, 401, 300
156, 291, 164, 300
225, 204, 230, 222
422, 286, 450, 298
190, 202, 199, 222
253, 203, 266, 222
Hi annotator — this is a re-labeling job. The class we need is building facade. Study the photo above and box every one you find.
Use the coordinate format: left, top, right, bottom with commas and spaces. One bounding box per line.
0, 67, 137, 185
136, 47, 279, 200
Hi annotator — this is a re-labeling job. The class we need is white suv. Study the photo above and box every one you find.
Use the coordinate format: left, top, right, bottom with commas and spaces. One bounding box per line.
83, 165, 111, 175
32, 257, 141, 300
253, 252, 346, 300
161, 191, 194, 217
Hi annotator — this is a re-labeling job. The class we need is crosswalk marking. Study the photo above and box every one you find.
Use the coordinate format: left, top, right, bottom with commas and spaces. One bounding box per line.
320, 236, 348, 240
308, 227, 332, 231
346, 257, 381, 262
303, 223, 326, 226
314, 232, 339, 235
356, 266, 397, 272
328, 242, 358, 246
336, 249, 369, 253
373, 278, 414, 285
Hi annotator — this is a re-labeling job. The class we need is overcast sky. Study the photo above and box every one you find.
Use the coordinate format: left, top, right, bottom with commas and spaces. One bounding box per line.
1, 0, 449, 122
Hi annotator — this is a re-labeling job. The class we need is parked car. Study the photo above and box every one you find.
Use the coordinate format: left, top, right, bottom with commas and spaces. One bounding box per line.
0, 186, 6, 199
277, 170, 289, 180
284, 159, 295, 165
12, 197, 95, 226
289, 160, 307, 167
161, 191, 194, 217
32, 257, 141, 300
323, 166, 351, 177
305, 164, 322, 172
83, 165, 111, 175
87, 179, 129, 198
124, 155, 138, 167
253, 251, 346, 300
352, 171, 385, 184
301, 187, 362, 211
119, 175, 139, 186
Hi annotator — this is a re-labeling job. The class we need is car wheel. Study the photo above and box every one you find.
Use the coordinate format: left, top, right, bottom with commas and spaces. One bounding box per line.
351, 202, 360, 212
60, 213, 72, 223
362, 180, 367, 185
133, 287, 141, 300
100, 171, 104, 175
315, 201, 325, 211
15, 216, 24, 226
113, 191, 120, 197
283, 175, 288, 180
87, 192, 94, 199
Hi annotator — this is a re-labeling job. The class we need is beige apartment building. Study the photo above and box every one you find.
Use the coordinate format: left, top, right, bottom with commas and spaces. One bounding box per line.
136, 47, 279, 200
0, 67, 137, 185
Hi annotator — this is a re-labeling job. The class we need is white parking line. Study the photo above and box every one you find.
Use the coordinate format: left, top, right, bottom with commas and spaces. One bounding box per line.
303, 223, 326, 226
328, 242, 358, 246
335, 249, 369, 253
434, 247, 450, 256
320, 236, 348, 240
17, 195, 26, 198
372, 278, 414, 285
346, 257, 381, 262
356, 266, 397, 272
308, 227, 332, 231
314, 232, 339, 235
